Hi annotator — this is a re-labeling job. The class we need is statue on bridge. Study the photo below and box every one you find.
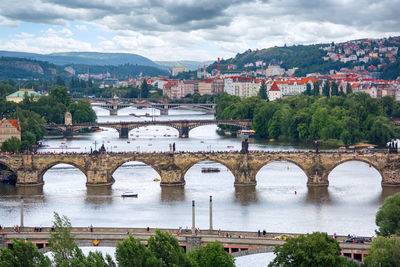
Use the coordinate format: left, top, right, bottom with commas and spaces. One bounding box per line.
240, 139, 249, 154
389, 140, 398, 154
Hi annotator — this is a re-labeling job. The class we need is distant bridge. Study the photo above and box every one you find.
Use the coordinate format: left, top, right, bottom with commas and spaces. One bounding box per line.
45, 119, 252, 138
0, 227, 370, 261
73, 98, 216, 115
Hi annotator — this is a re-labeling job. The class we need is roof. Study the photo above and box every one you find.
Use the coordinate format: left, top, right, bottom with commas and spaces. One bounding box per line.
0, 118, 20, 131
269, 82, 280, 91
6, 90, 41, 98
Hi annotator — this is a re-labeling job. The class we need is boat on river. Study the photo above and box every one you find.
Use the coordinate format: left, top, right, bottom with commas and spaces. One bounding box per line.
201, 167, 220, 173
237, 129, 256, 138
121, 192, 138, 197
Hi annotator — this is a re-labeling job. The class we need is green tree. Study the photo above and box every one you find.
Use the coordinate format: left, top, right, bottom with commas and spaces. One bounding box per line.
364, 236, 400, 267
68, 100, 97, 123
0, 239, 51, 267
331, 81, 339, 96
188, 241, 234, 267
148, 229, 192, 267
312, 81, 320, 96
376, 193, 400, 237
56, 76, 65, 86
322, 81, 330, 97
259, 80, 268, 100
305, 83, 312, 96
368, 117, 394, 147
48, 212, 80, 266
1, 136, 21, 152
269, 232, 354, 266
140, 80, 149, 98
116, 235, 162, 267
346, 83, 352, 94
50, 86, 71, 106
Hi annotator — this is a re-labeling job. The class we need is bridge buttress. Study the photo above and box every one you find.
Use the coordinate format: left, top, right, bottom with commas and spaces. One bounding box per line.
233, 154, 257, 186
110, 108, 118, 116
381, 155, 400, 186
119, 127, 129, 138
16, 170, 43, 186
64, 126, 74, 139
160, 109, 168, 115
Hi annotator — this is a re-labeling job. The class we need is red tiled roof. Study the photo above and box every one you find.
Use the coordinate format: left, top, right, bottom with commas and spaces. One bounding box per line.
269, 82, 280, 91
0, 119, 20, 131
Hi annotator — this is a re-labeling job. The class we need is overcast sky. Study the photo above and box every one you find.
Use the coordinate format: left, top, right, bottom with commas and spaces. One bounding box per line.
0, 0, 399, 61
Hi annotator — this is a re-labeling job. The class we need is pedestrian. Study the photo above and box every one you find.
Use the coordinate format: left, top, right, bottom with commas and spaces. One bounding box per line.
173, 142, 176, 152
147, 226, 150, 232
258, 230, 261, 237
90, 224, 93, 232
333, 233, 337, 239
263, 229, 266, 236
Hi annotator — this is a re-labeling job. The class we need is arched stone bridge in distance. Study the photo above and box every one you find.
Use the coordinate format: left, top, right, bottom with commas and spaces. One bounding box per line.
1, 151, 399, 187
82, 97, 216, 115
46, 119, 252, 138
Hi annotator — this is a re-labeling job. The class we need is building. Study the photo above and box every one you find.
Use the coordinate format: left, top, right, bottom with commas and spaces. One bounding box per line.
172, 67, 188, 76
197, 80, 213, 95
0, 118, 21, 145
6, 88, 41, 103
234, 81, 260, 98
268, 82, 282, 101
266, 65, 285, 77
224, 78, 235, 95
211, 79, 224, 94
170, 80, 196, 99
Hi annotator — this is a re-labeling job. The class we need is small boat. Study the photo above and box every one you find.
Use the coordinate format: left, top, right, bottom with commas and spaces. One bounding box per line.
127, 141, 130, 144
121, 192, 138, 197
153, 178, 160, 182
201, 167, 220, 173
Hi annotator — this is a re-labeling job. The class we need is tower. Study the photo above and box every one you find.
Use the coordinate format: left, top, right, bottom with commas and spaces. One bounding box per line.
65, 112, 72, 126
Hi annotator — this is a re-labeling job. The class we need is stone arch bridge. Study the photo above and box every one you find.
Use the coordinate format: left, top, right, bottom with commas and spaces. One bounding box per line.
1, 151, 399, 187
46, 119, 252, 138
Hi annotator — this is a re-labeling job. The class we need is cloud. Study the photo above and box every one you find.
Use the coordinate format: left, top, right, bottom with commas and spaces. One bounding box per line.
0, 0, 399, 60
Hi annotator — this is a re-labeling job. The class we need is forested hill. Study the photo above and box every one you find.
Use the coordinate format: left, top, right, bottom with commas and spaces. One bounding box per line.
0, 57, 70, 79
214, 36, 400, 79
0, 51, 163, 68
0, 57, 169, 79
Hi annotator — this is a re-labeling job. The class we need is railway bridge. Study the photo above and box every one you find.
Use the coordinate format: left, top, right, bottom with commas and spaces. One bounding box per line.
46, 119, 252, 138
0, 151, 399, 187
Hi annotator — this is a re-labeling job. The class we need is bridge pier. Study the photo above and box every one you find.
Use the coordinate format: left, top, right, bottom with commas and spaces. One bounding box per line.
179, 126, 189, 138
110, 109, 118, 116
64, 126, 74, 139
16, 170, 43, 186
305, 164, 329, 186
119, 127, 129, 138
160, 109, 168, 115
381, 160, 400, 186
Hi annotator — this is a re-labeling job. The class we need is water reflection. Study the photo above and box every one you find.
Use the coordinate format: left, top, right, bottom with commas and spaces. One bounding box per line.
234, 185, 258, 205
305, 186, 331, 205
160, 186, 185, 202
86, 185, 113, 205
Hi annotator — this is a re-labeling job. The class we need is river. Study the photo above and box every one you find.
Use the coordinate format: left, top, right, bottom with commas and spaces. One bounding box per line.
1, 106, 399, 238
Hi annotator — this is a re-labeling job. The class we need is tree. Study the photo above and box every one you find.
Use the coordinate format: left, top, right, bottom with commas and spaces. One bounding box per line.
188, 241, 234, 267
364, 236, 400, 266
140, 80, 149, 98
116, 235, 161, 267
330, 81, 339, 96
258, 80, 268, 100
322, 81, 330, 97
0, 239, 51, 267
368, 117, 394, 147
147, 229, 192, 267
1, 136, 21, 152
50, 86, 71, 106
269, 232, 355, 266
346, 83, 352, 94
48, 212, 80, 266
305, 83, 312, 96
312, 81, 319, 96
68, 100, 97, 123
376, 193, 400, 237
56, 76, 65, 86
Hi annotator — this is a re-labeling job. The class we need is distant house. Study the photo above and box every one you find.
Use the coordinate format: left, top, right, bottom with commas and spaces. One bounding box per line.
268, 82, 282, 101
6, 88, 41, 103
0, 118, 21, 145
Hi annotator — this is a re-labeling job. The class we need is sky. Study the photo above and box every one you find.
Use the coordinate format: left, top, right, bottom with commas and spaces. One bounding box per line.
0, 0, 399, 61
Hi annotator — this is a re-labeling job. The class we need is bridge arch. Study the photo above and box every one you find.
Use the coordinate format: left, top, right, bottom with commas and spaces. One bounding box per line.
109, 158, 163, 182
254, 159, 308, 183
327, 159, 383, 183
127, 125, 179, 138
0, 160, 17, 184
39, 161, 88, 184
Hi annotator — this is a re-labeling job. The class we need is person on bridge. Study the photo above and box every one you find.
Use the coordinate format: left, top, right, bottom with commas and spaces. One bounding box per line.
173, 142, 176, 152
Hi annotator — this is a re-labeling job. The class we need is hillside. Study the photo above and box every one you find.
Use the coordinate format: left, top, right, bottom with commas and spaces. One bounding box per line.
70, 63, 169, 77
0, 57, 69, 79
213, 36, 400, 78
0, 51, 163, 68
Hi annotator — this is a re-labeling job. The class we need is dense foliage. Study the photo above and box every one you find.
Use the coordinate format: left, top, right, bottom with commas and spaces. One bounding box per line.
216, 92, 400, 146
0, 84, 96, 152
0, 239, 51, 267
364, 236, 400, 266
376, 193, 400, 237
269, 232, 357, 266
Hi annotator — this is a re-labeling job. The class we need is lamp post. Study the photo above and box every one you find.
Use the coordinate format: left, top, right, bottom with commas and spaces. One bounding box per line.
20, 195, 24, 229
192, 200, 195, 235
209, 196, 213, 231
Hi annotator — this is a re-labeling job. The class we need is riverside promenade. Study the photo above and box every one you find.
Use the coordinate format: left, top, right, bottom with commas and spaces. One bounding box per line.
0, 227, 371, 261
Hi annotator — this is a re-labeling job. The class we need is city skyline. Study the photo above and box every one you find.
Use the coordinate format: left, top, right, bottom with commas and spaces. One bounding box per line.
0, 0, 400, 61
